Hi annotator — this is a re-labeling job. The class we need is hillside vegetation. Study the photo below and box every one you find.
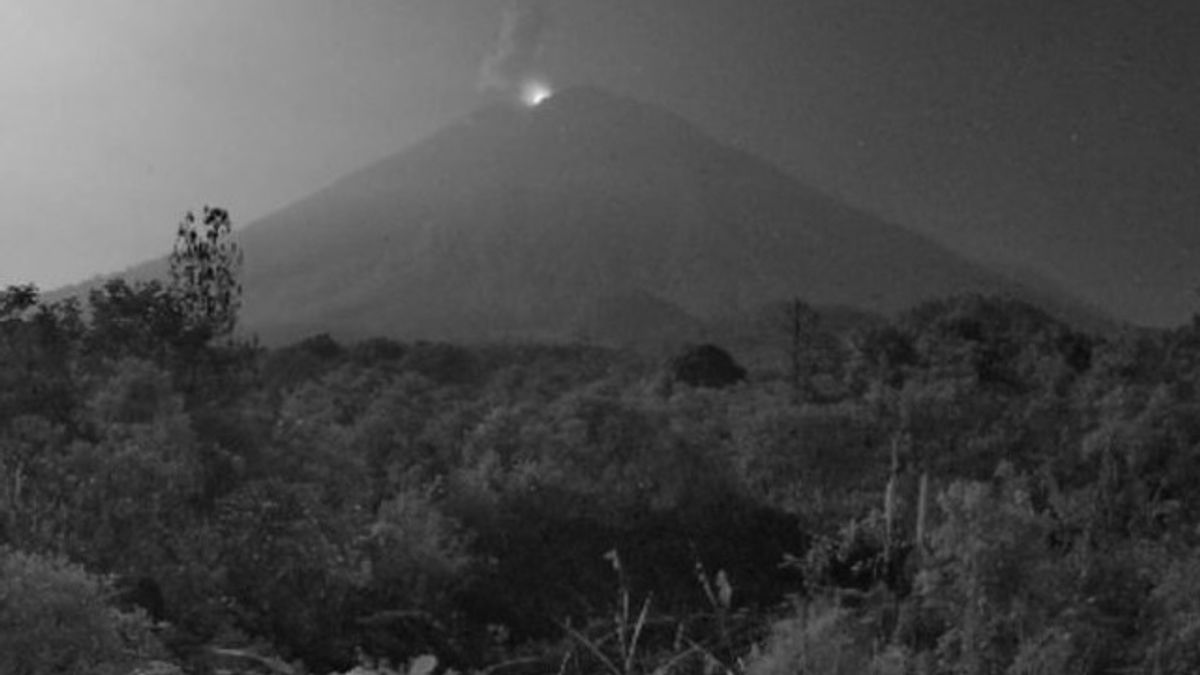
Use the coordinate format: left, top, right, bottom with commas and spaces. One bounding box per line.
4, 269, 1200, 674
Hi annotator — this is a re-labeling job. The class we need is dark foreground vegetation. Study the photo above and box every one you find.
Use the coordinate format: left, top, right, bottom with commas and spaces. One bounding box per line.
5, 219, 1200, 674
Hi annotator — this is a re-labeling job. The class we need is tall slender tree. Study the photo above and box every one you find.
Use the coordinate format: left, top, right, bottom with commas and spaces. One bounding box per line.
169, 206, 243, 341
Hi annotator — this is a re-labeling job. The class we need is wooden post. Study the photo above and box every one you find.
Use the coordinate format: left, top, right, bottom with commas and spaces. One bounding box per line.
885, 432, 901, 561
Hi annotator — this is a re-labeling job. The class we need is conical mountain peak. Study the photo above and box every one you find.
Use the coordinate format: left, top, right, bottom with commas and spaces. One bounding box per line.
90, 88, 1097, 344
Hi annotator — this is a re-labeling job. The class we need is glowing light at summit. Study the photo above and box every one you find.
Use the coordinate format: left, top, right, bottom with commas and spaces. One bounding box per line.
520, 79, 554, 107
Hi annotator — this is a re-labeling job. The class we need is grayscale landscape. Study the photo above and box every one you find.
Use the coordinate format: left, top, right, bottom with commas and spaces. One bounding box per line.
2, 2, 1199, 674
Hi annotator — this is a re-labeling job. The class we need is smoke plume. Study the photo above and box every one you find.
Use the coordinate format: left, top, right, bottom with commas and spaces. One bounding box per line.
480, 0, 549, 96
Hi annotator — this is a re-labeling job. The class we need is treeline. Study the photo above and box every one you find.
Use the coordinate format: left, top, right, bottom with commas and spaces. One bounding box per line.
5, 271, 1200, 673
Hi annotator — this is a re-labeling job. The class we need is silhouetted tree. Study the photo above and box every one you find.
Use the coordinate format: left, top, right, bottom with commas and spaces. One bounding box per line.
169, 206, 243, 341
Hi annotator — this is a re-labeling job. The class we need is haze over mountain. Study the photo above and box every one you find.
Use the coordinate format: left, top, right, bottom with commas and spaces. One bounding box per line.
68, 87, 1099, 344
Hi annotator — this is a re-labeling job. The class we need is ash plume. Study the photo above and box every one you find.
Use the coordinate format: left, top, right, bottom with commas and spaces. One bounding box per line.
479, 0, 549, 95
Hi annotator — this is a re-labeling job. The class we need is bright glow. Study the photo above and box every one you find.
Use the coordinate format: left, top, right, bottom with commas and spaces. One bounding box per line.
520, 79, 553, 107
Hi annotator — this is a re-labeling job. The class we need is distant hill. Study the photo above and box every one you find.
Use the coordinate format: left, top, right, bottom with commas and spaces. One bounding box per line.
54, 86, 1106, 345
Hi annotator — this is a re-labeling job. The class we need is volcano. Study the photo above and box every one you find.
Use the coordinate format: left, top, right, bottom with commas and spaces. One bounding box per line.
86, 87, 1101, 343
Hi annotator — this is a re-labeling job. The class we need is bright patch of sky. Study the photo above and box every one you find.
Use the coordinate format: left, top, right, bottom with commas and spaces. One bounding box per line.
0, 1, 485, 287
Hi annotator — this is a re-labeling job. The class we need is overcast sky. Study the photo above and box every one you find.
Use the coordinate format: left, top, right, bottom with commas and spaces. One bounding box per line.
3, 0, 1199, 324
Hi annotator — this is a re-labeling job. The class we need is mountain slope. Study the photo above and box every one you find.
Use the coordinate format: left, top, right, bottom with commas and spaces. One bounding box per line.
62, 87, 1104, 344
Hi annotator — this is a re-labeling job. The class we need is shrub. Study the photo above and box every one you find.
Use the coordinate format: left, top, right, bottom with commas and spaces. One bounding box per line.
1145, 551, 1200, 674
746, 599, 903, 675
0, 546, 164, 674
207, 480, 363, 669
668, 344, 746, 389
365, 486, 475, 607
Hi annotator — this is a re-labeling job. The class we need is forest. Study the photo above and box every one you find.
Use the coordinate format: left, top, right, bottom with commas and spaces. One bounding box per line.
4, 216, 1200, 675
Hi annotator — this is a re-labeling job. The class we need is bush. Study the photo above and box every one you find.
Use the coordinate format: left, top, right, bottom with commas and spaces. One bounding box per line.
1145, 551, 1200, 674
206, 480, 364, 669
668, 344, 746, 389
746, 599, 907, 675
366, 487, 474, 597
0, 546, 164, 674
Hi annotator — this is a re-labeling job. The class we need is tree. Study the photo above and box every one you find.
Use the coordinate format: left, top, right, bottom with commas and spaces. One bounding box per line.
169, 206, 243, 341
0, 283, 38, 320
0, 286, 84, 426
86, 279, 185, 363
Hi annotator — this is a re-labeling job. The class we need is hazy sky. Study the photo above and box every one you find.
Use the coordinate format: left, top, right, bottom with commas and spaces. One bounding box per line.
1, 1, 492, 288
3, 0, 1199, 324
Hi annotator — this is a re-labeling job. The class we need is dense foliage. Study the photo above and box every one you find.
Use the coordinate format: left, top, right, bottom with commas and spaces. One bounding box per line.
4, 276, 1200, 674
0, 546, 166, 674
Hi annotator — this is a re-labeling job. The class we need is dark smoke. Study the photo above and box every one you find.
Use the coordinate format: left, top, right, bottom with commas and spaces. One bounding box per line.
480, 0, 549, 95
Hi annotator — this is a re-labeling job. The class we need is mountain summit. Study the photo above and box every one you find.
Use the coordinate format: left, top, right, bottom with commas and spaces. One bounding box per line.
174, 87, 1096, 342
